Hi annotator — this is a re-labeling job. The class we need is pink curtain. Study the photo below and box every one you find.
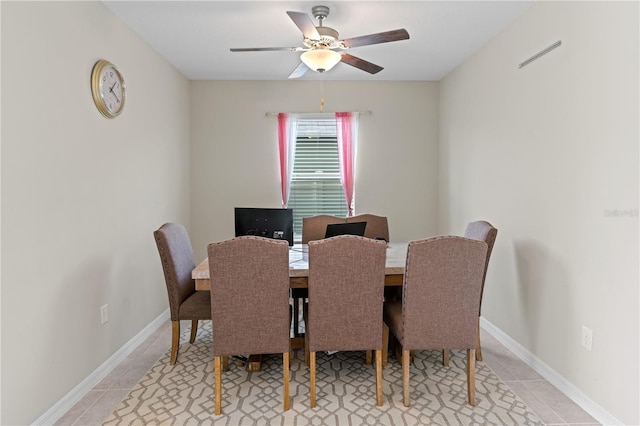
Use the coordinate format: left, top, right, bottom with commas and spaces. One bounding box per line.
336, 112, 359, 216
277, 113, 298, 208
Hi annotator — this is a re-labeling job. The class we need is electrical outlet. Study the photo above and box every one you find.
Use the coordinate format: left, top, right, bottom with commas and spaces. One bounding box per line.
581, 326, 593, 351
101, 304, 109, 325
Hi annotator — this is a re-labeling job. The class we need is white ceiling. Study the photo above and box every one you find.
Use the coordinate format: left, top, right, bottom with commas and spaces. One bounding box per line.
103, 1, 533, 81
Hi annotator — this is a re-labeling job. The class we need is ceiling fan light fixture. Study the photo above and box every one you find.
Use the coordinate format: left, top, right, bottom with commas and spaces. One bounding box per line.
301, 49, 341, 73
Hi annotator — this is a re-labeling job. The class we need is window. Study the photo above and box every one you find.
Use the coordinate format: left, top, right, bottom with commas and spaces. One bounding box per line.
288, 117, 348, 239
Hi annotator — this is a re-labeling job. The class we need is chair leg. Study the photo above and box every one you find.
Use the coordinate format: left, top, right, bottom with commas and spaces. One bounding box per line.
304, 330, 309, 365
375, 349, 383, 406
170, 321, 180, 365
476, 321, 483, 361
382, 323, 389, 367
214, 356, 222, 415
304, 306, 310, 365
394, 340, 403, 362
402, 349, 411, 407
310, 351, 317, 408
283, 351, 290, 411
222, 356, 229, 372
189, 319, 198, 343
442, 349, 450, 366
365, 350, 372, 365
467, 349, 476, 406
289, 303, 293, 336
293, 298, 300, 337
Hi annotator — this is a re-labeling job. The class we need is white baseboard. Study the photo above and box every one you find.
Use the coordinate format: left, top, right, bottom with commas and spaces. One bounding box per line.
33, 309, 170, 426
480, 317, 622, 426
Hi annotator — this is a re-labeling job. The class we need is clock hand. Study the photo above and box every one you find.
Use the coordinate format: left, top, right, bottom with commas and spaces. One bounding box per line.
109, 85, 121, 103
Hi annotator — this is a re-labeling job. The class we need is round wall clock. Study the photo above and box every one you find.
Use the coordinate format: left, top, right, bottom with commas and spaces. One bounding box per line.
91, 59, 126, 118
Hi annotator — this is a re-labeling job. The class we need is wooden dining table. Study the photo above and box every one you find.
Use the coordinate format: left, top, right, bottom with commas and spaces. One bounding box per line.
192, 242, 408, 290
191, 242, 408, 370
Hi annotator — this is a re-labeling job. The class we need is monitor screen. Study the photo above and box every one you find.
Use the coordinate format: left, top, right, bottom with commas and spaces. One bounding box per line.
324, 221, 367, 239
234, 207, 294, 246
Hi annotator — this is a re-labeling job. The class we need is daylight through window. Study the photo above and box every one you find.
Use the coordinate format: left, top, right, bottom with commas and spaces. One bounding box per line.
288, 117, 349, 239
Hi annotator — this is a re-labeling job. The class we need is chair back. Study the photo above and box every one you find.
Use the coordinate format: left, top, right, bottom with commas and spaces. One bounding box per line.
348, 214, 390, 242
402, 236, 487, 350
464, 221, 498, 313
154, 223, 196, 321
307, 235, 387, 352
302, 215, 345, 243
208, 236, 290, 356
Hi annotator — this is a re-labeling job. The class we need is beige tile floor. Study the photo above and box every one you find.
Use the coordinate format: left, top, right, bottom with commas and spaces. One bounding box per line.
54, 320, 600, 426
478, 332, 600, 426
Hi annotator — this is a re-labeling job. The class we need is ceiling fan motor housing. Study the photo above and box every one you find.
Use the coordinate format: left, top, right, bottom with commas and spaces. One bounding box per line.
304, 5, 342, 49
305, 26, 340, 49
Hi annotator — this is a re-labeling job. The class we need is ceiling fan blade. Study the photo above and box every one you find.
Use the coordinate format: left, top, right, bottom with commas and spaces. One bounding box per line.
286, 11, 320, 39
340, 54, 383, 74
341, 29, 409, 48
288, 62, 309, 79
230, 47, 304, 52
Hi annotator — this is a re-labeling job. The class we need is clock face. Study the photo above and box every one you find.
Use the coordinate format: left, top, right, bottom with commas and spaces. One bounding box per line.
99, 65, 124, 115
91, 60, 126, 118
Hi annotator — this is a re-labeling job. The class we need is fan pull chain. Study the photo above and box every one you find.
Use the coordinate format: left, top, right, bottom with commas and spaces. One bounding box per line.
319, 76, 325, 112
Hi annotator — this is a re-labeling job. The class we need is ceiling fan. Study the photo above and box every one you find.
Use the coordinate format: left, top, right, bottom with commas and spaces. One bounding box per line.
230, 5, 410, 78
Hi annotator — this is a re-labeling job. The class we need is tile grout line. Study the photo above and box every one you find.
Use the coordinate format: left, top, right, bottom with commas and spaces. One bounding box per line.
483, 345, 591, 426
481, 355, 556, 425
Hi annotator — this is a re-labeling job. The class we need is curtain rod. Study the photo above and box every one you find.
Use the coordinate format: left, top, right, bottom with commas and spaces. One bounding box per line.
265, 111, 372, 117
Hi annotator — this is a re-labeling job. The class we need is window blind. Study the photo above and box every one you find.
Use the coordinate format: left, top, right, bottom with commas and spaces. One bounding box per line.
289, 118, 348, 239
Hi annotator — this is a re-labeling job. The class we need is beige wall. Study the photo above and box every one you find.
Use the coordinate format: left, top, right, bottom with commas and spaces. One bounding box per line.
439, 1, 639, 424
1, 1, 190, 424
189, 80, 439, 261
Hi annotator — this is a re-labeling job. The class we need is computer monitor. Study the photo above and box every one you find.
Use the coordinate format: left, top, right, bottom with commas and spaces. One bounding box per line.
324, 221, 367, 238
234, 207, 294, 246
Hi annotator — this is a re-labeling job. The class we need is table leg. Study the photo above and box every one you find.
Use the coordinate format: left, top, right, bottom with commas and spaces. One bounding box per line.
247, 354, 262, 372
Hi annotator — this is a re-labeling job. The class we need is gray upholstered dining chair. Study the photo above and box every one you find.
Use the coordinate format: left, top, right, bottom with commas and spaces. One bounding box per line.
307, 235, 387, 408
347, 213, 390, 242
464, 220, 498, 361
441, 220, 498, 365
294, 214, 345, 339
383, 236, 487, 407
301, 214, 345, 243
208, 236, 291, 415
347, 213, 391, 364
153, 223, 211, 365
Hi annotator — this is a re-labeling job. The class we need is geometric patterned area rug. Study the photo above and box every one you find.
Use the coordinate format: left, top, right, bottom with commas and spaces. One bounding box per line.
103, 321, 544, 425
